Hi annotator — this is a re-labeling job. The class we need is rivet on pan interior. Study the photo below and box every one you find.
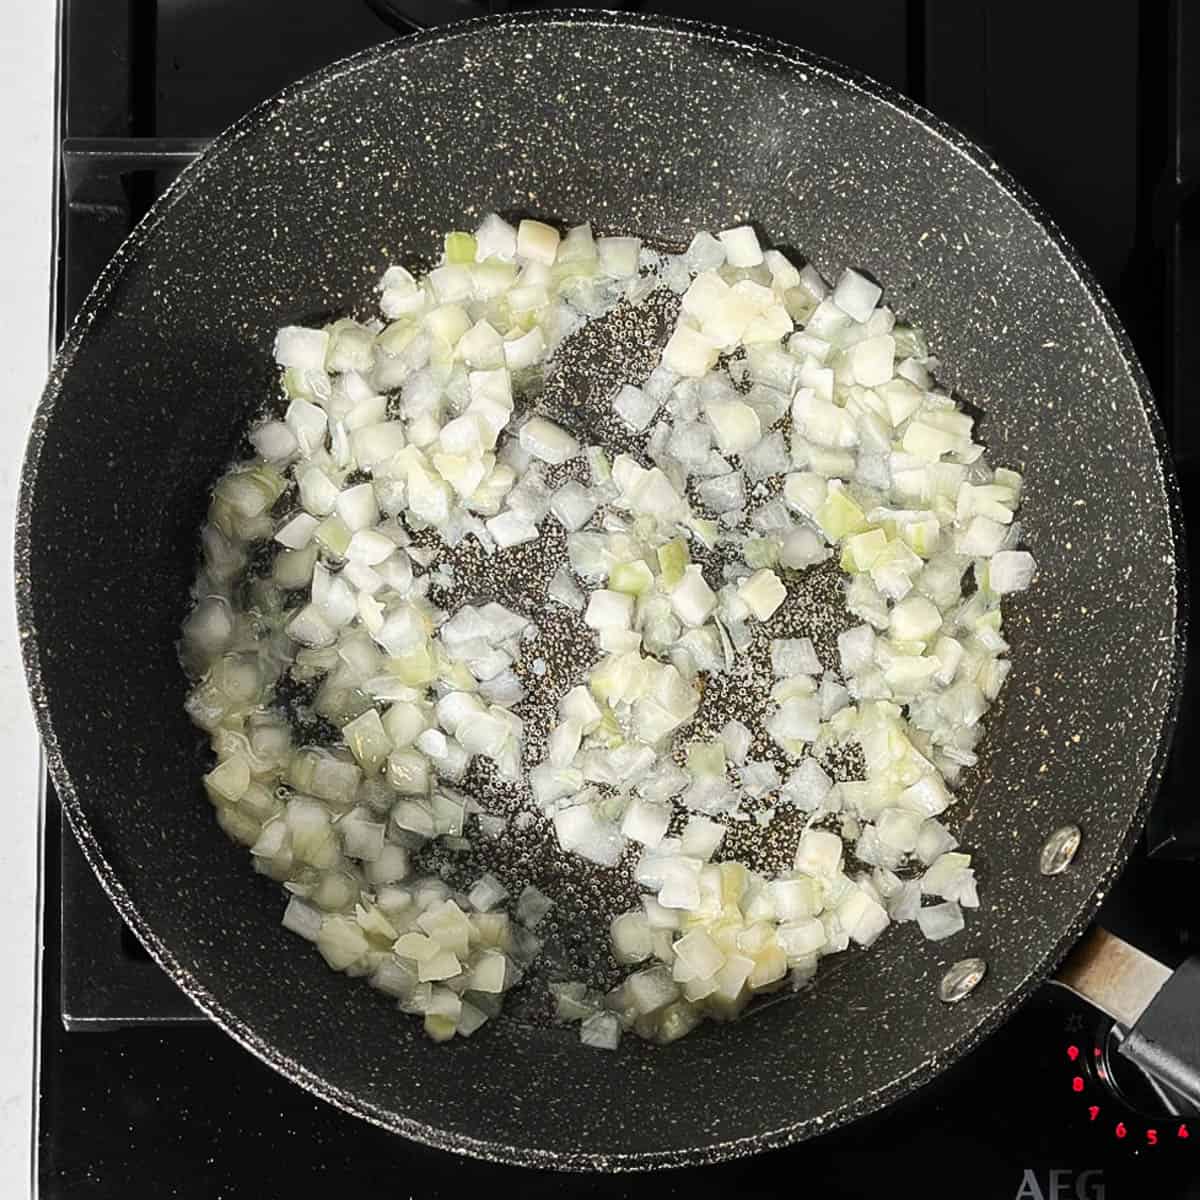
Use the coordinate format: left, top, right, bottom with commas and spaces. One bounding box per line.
1039, 824, 1082, 876
938, 957, 987, 1004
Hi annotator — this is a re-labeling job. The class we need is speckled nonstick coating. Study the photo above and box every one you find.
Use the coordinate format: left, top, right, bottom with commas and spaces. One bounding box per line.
15, 9, 1186, 1171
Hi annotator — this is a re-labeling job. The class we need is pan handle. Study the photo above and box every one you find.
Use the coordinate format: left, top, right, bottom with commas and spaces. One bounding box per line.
1053, 927, 1200, 1111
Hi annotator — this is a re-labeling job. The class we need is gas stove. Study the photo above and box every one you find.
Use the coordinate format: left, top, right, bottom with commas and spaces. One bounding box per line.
39, 2, 1200, 1196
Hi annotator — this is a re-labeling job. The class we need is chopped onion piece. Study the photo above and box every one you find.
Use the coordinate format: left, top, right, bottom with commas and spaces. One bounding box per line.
335, 483, 380, 533
669, 566, 717, 627
848, 334, 895, 387
767, 696, 820, 746
548, 565, 586, 610
989, 549, 1037, 593
580, 1011, 621, 1051
549, 480, 597, 532
663, 325, 718, 378
719, 719, 752, 766
831, 268, 882, 323
474, 213, 517, 262
275, 326, 329, 370
611, 912, 654, 964
780, 759, 832, 811
584, 589, 634, 632
504, 325, 546, 369
737, 569, 786, 621
519, 416, 579, 465
717, 225, 764, 268
677, 816, 725, 862
705, 399, 761, 455
771, 637, 821, 677
612, 384, 659, 432
795, 829, 843, 878
485, 511, 539, 549
621, 797, 672, 848
516, 219, 560, 266
253, 421, 299, 462
916, 901, 965, 942
516, 886, 554, 929
553, 804, 624, 867
597, 236, 641, 277
467, 873, 509, 912
836, 885, 890, 947
889, 595, 942, 642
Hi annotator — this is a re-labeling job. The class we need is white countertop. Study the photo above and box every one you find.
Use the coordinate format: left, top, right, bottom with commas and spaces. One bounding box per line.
0, 7, 57, 1199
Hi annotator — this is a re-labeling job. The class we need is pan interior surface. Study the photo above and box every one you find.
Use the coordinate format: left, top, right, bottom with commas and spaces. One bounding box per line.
17, 11, 1183, 1169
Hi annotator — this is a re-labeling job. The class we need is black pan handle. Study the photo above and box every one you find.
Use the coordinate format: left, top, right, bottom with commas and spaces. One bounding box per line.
1053, 927, 1200, 1111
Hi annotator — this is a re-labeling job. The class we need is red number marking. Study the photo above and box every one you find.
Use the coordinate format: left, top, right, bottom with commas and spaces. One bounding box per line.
1116, 1122, 1128, 1139
1088, 1106, 1100, 1122
1072, 1076, 1084, 1093
1067, 1045, 1080, 1061
1178, 1124, 1190, 1140
1147, 1129, 1159, 1146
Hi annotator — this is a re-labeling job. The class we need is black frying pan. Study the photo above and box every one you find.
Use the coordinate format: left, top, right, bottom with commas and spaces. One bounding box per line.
16, 10, 1187, 1170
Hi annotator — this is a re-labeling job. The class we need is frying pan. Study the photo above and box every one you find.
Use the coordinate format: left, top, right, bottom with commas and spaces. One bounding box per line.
16, 9, 1188, 1170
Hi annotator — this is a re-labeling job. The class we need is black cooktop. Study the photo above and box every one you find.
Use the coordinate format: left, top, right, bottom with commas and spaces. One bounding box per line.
40, 2, 1200, 1196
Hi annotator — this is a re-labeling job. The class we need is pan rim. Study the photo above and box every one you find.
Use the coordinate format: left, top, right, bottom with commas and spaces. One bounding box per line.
15, 6, 1189, 1171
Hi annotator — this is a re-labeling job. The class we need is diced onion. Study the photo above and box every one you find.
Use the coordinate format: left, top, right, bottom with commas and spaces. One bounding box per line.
716, 225, 764, 268
519, 416, 579, 465
831, 269, 882, 323
187, 216, 1033, 1052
